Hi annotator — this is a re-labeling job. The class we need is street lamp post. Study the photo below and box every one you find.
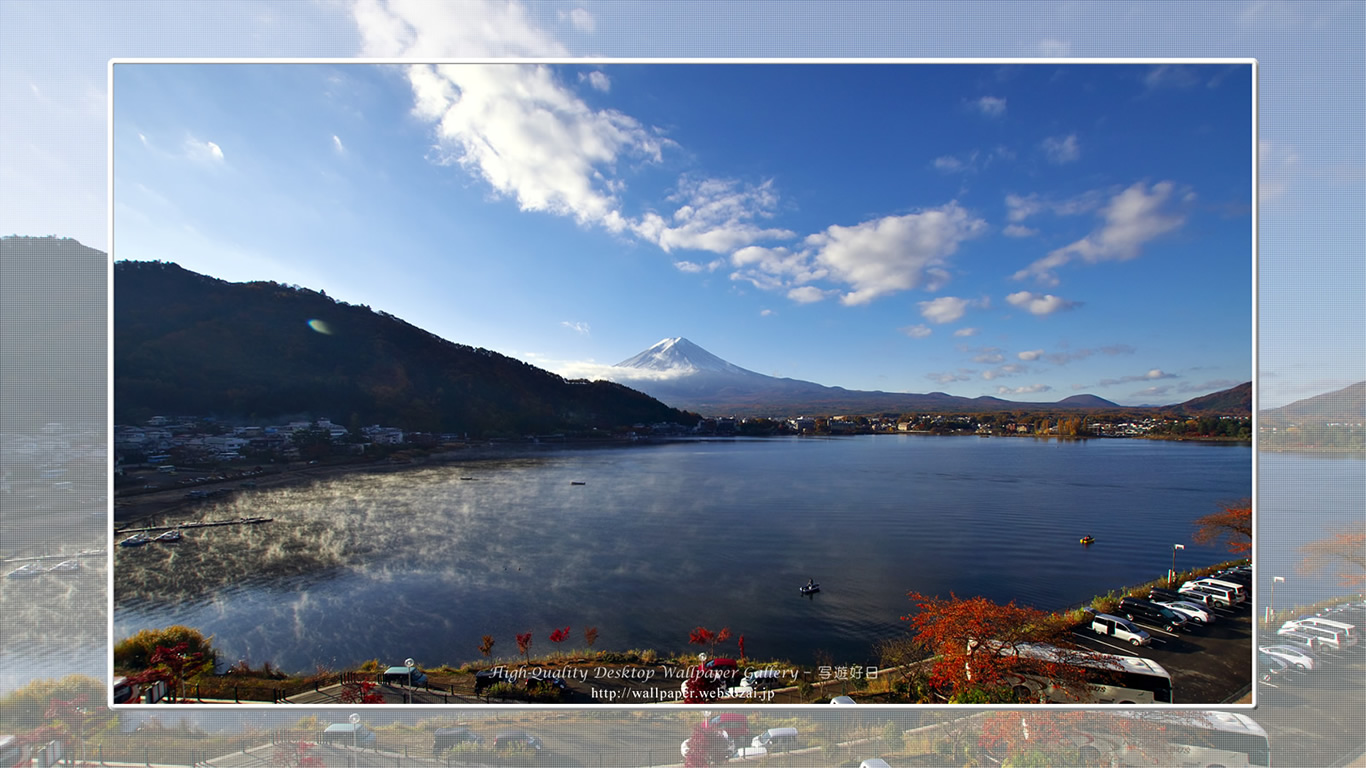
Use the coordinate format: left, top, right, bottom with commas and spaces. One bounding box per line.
1170, 544, 1185, 587
1268, 576, 1285, 625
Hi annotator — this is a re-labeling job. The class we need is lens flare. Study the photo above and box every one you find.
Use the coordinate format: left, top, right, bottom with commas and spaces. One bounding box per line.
307, 319, 332, 335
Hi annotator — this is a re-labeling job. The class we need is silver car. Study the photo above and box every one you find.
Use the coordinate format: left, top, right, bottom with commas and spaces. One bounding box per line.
1154, 599, 1215, 624
1259, 645, 1318, 671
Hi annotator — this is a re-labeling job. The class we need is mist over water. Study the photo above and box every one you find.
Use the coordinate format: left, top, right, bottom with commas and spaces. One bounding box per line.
113, 436, 1252, 673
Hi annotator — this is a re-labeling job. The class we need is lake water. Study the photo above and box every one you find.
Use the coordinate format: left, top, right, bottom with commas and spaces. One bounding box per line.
113, 435, 1254, 673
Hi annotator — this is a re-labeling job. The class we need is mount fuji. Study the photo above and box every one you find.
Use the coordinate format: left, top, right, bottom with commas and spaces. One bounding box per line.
603, 337, 1120, 417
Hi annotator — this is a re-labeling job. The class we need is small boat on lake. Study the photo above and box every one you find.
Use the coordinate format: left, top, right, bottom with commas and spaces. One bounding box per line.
800, 580, 820, 595
1080, 535, 1095, 545
47, 559, 82, 574
119, 533, 152, 547
154, 529, 183, 543
571, 481, 586, 486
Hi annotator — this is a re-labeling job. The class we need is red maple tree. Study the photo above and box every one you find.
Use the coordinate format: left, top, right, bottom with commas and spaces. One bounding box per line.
688, 626, 733, 657
1191, 499, 1252, 555
682, 721, 734, 767
902, 591, 1109, 703
549, 626, 571, 645
338, 679, 385, 704
1298, 523, 1366, 588
516, 632, 533, 665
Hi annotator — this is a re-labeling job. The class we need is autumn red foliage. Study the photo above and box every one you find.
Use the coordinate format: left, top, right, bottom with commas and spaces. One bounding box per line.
682, 721, 734, 767
688, 626, 733, 656
1298, 523, 1366, 588
516, 632, 533, 664
549, 626, 571, 645
1191, 499, 1252, 554
584, 626, 599, 647
338, 679, 385, 704
902, 591, 1110, 703
271, 740, 324, 767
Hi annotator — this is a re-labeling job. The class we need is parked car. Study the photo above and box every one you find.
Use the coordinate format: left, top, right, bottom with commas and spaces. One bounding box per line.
1152, 599, 1215, 624
320, 723, 377, 748
474, 669, 514, 695
382, 665, 427, 687
1090, 613, 1152, 646
432, 727, 481, 755
1285, 616, 1358, 646
1180, 583, 1235, 607
1275, 631, 1323, 654
1258, 650, 1288, 683
1279, 622, 1351, 650
829, 695, 857, 704
1182, 579, 1244, 604
751, 727, 799, 752
1259, 645, 1319, 671
1117, 597, 1191, 632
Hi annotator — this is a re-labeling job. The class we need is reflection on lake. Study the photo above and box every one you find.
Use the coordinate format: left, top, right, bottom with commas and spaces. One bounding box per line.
114, 435, 1252, 671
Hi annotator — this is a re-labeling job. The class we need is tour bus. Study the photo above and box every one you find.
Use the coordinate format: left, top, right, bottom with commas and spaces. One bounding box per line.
1069, 711, 1270, 767
0, 735, 29, 768
979, 641, 1173, 704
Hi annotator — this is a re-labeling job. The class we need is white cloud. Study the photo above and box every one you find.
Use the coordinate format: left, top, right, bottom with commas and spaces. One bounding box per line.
1003, 224, 1038, 238
1144, 64, 1200, 90
1041, 133, 1080, 164
973, 348, 1005, 364
1006, 290, 1080, 316
933, 155, 965, 173
1259, 139, 1298, 204
901, 324, 933, 338
786, 285, 829, 304
806, 204, 987, 306
760, 309, 774, 317
974, 96, 1007, 117
1005, 190, 1104, 223
1014, 181, 1187, 285
581, 70, 611, 93
406, 62, 669, 233
636, 177, 794, 254
927, 370, 975, 384
354, 0, 568, 58
953, 327, 979, 337
564, 7, 595, 33
184, 136, 224, 163
1018, 349, 1044, 361
331, 134, 345, 153
560, 320, 591, 335
998, 384, 1052, 395
918, 296, 973, 325
1098, 369, 1176, 386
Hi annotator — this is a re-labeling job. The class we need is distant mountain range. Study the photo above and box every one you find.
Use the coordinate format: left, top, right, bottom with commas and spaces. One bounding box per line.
114, 261, 695, 435
1260, 381, 1365, 426
1, 236, 107, 431
604, 337, 1250, 417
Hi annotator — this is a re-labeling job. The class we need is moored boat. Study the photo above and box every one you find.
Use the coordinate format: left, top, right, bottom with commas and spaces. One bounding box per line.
47, 559, 82, 574
154, 529, 183, 543
119, 533, 152, 547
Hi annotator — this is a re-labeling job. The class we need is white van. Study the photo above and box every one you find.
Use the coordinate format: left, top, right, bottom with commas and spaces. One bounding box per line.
1180, 582, 1236, 606
751, 727, 799, 752
1090, 614, 1152, 646
1290, 616, 1358, 644
1190, 577, 1247, 602
1279, 624, 1348, 651
1283, 618, 1357, 647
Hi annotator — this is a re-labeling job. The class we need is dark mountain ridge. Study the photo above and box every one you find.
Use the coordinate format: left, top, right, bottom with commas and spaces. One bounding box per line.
114, 261, 695, 435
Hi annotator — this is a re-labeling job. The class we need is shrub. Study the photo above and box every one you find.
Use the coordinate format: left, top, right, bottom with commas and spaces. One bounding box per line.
114, 626, 217, 672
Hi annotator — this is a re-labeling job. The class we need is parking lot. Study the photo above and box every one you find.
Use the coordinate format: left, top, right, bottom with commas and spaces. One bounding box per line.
1070, 582, 1256, 703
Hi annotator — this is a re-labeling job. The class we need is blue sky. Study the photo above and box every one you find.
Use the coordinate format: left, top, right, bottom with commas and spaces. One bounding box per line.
112, 61, 1252, 406
2, 0, 1361, 410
